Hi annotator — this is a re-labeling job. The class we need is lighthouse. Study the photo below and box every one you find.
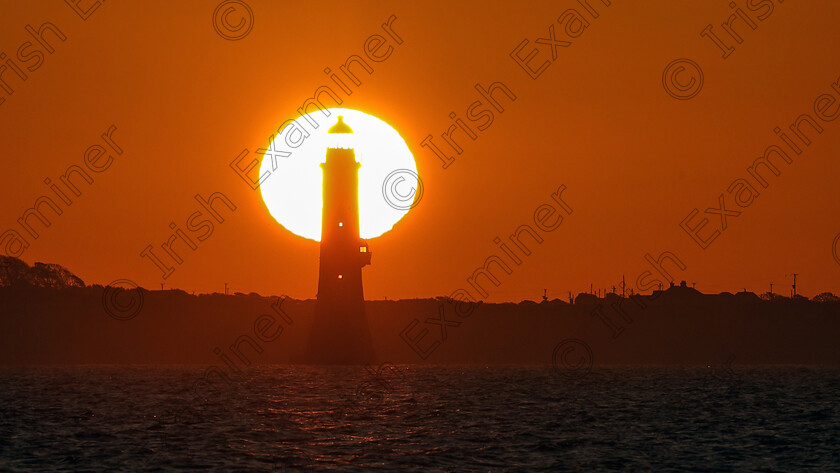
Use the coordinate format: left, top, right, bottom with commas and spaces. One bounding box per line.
307, 115, 375, 364
316, 116, 371, 302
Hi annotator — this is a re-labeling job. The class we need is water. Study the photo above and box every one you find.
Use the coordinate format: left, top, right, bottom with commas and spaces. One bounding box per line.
0, 366, 838, 472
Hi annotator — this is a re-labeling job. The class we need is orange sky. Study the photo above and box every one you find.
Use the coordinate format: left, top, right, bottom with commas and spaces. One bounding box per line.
2, 0, 839, 301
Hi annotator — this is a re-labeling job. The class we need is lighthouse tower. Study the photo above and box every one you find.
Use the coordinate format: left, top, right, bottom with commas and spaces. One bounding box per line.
316, 116, 371, 302
307, 115, 375, 364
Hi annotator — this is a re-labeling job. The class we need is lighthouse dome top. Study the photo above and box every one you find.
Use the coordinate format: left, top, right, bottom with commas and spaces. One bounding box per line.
328, 116, 353, 134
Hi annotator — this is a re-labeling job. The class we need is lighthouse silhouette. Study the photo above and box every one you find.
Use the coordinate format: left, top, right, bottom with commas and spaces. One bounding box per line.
306, 115, 376, 364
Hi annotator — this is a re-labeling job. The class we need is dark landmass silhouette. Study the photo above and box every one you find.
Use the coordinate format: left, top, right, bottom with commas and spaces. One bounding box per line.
0, 256, 838, 365
0, 256, 84, 288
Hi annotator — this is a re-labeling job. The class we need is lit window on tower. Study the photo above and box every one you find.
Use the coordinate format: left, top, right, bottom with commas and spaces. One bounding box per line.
360, 246, 367, 253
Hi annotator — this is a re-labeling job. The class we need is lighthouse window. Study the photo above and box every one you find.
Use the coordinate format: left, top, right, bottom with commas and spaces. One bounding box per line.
338, 222, 343, 227
360, 247, 367, 253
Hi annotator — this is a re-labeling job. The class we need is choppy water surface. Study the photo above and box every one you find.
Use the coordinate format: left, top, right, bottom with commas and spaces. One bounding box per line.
0, 366, 838, 472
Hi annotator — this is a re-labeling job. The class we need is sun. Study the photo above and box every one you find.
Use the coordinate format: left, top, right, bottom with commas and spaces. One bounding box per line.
259, 108, 419, 242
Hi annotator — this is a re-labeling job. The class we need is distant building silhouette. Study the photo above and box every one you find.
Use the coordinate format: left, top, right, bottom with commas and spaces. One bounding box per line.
306, 116, 375, 364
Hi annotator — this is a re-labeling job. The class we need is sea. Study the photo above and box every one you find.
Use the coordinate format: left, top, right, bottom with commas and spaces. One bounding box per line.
0, 366, 838, 472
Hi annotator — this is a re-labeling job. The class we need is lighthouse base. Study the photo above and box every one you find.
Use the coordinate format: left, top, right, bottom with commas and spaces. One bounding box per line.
304, 299, 376, 365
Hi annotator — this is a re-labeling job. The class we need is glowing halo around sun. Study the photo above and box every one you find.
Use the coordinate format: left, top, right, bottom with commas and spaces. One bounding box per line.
259, 108, 418, 242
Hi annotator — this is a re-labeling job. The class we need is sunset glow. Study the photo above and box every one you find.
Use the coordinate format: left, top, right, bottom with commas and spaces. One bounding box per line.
258, 108, 418, 241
